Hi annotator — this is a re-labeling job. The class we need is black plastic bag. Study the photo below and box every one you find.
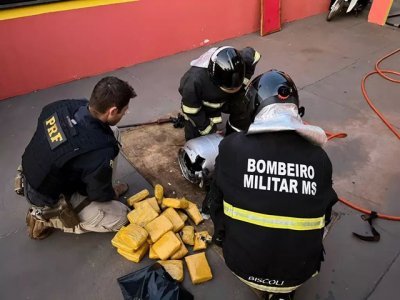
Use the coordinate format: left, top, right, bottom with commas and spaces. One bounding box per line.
117, 263, 194, 300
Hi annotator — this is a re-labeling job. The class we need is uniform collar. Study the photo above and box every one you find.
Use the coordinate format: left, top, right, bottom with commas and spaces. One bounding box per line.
247, 103, 327, 146
190, 47, 218, 68
74, 105, 109, 130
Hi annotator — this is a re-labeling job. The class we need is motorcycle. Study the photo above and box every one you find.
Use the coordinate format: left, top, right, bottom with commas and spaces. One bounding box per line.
326, 0, 369, 21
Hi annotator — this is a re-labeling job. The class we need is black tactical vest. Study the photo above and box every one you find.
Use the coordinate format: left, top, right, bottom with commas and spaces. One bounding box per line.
22, 99, 118, 196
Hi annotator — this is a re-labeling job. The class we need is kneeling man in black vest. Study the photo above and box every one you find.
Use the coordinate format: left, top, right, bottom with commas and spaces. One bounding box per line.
20, 76, 136, 239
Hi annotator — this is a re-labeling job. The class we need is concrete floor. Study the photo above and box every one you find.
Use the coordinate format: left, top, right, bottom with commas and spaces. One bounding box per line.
1, 9, 399, 300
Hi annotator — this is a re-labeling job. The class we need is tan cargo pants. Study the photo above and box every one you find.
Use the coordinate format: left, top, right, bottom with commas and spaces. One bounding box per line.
41, 193, 129, 234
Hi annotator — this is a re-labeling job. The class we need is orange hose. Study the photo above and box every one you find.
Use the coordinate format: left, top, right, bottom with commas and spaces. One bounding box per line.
335, 49, 400, 220
302, 122, 347, 141
338, 197, 400, 221
326, 132, 347, 141
375, 48, 400, 83
361, 71, 400, 139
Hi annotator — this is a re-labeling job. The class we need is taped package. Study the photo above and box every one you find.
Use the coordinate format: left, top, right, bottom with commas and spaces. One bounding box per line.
145, 215, 173, 243
170, 233, 188, 259
111, 231, 133, 253
153, 231, 181, 260
157, 260, 184, 282
154, 184, 164, 205
184, 200, 203, 225
127, 201, 158, 227
180, 226, 195, 246
162, 208, 185, 232
117, 242, 149, 263
185, 252, 213, 284
134, 197, 160, 213
127, 189, 149, 206
193, 231, 212, 251
162, 198, 189, 209
149, 245, 159, 260
111, 224, 148, 251
178, 211, 188, 222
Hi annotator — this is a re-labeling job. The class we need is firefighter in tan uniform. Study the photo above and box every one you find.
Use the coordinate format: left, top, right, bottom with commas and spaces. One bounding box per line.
210, 70, 338, 300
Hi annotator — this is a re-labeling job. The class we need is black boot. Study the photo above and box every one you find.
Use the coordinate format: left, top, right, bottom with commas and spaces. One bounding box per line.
212, 231, 225, 247
201, 194, 211, 216
201, 181, 212, 216
26, 211, 53, 240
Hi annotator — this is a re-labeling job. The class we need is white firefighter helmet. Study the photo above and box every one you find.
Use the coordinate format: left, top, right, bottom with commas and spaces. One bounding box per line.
178, 133, 223, 187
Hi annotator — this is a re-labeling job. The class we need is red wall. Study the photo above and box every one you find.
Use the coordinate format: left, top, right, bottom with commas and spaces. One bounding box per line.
282, 0, 329, 23
0, 0, 329, 100
0, 0, 259, 100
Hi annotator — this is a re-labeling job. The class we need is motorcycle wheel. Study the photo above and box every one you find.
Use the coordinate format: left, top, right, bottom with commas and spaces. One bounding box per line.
327, 0, 345, 21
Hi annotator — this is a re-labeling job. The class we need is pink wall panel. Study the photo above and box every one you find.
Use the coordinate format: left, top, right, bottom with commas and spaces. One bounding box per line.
261, 0, 281, 35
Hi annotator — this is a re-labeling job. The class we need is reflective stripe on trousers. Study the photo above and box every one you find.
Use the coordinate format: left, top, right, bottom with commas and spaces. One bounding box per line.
223, 201, 325, 231
182, 113, 219, 135
199, 123, 214, 135
209, 116, 222, 124
202, 100, 225, 108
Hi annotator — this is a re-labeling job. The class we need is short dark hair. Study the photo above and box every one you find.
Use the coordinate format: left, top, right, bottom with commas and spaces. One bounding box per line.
90, 76, 136, 113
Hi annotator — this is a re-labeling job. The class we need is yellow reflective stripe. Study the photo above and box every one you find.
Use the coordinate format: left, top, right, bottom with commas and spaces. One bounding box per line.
202, 100, 225, 108
243, 78, 250, 85
199, 123, 214, 135
210, 116, 222, 124
182, 113, 219, 130
182, 104, 201, 114
223, 201, 325, 231
253, 51, 261, 64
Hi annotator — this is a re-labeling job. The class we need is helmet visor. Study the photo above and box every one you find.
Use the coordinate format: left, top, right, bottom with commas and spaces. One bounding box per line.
219, 65, 245, 89
210, 47, 245, 89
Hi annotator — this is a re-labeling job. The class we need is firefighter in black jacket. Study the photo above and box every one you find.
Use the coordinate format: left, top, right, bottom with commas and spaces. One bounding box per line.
179, 46, 261, 140
210, 70, 338, 300
21, 77, 136, 239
